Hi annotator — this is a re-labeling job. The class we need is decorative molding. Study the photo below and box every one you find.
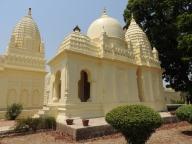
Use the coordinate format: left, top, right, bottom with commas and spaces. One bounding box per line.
0, 54, 46, 67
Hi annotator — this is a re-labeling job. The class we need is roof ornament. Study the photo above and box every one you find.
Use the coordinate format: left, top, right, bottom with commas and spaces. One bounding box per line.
103, 7, 106, 14
131, 13, 134, 19
152, 47, 159, 60
28, 7, 31, 17
130, 13, 137, 25
153, 47, 157, 52
101, 25, 106, 34
102, 7, 108, 18
73, 25, 81, 32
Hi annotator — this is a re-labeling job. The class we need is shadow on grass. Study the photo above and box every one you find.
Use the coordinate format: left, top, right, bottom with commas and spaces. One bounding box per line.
181, 130, 192, 136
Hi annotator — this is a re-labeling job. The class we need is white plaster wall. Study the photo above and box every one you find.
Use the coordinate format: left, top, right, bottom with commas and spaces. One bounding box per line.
164, 89, 181, 104
67, 55, 101, 104
0, 69, 45, 110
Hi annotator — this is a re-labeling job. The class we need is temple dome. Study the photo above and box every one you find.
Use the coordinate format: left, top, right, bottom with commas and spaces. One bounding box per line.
56, 25, 97, 55
10, 8, 41, 51
126, 15, 152, 56
87, 8, 125, 40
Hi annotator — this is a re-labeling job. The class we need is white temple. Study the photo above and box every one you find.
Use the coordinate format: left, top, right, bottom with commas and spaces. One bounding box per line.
0, 8, 167, 119
42, 8, 166, 120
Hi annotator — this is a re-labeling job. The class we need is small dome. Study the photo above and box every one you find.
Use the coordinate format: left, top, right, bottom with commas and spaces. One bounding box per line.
126, 15, 152, 56
87, 8, 125, 40
57, 26, 94, 55
11, 8, 41, 51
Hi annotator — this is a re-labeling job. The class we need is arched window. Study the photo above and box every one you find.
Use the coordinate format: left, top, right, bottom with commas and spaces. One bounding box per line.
7, 89, 17, 105
20, 89, 28, 106
78, 70, 90, 102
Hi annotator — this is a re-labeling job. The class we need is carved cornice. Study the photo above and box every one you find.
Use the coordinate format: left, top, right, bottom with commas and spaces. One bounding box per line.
0, 54, 46, 68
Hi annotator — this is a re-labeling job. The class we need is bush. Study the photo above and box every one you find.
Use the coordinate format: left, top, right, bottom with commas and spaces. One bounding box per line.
13, 116, 56, 132
105, 104, 163, 144
171, 100, 185, 104
5, 103, 23, 120
44, 116, 56, 130
176, 105, 192, 123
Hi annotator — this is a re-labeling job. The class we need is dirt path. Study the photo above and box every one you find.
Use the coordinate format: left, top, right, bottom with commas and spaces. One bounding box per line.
0, 120, 15, 127
1, 122, 192, 144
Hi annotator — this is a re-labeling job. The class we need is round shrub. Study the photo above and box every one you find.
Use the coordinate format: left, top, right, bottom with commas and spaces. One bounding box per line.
5, 103, 23, 120
176, 105, 192, 123
105, 104, 163, 144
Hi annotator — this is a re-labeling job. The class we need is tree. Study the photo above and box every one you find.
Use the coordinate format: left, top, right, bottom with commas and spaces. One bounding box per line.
123, 0, 192, 99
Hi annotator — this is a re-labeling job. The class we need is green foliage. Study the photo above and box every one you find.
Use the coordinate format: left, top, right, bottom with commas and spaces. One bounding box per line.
171, 100, 185, 104
44, 116, 56, 130
176, 105, 192, 123
123, 0, 192, 96
5, 103, 23, 120
13, 116, 56, 132
105, 105, 163, 144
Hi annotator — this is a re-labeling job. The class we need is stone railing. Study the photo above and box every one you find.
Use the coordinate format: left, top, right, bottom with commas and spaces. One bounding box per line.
141, 55, 160, 68
57, 32, 136, 63
99, 44, 135, 62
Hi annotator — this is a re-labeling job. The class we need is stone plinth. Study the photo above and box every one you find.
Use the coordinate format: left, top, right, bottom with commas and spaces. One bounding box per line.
56, 117, 118, 141
56, 113, 181, 141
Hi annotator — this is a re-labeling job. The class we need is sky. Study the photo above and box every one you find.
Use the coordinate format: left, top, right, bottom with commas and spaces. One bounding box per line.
0, 0, 128, 64
0, 0, 168, 87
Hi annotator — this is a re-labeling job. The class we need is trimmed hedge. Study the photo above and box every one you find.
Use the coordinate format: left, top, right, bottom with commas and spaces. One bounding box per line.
13, 116, 56, 132
176, 105, 192, 123
5, 103, 23, 120
105, 104, 163, 144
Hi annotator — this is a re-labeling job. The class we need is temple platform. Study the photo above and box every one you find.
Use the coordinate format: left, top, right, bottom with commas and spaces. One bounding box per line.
56, 112, 181, 141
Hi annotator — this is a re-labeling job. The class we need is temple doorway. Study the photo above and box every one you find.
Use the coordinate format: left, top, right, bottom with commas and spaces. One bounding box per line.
78, 70, 90, 102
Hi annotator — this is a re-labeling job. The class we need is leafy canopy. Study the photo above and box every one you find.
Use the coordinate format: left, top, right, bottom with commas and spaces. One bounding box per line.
123, 0, 192, 95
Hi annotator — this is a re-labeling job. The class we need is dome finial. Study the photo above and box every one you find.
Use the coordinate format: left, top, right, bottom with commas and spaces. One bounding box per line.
131, 13, 134, 19
130, 13, 137, 25
28, 7, 31, 16
102, 7, 108, 18
103, 7, 106, 14
73, 25, 81, 32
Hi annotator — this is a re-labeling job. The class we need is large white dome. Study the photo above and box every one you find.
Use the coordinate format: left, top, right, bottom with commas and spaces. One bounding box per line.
87, 8, 125, 40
